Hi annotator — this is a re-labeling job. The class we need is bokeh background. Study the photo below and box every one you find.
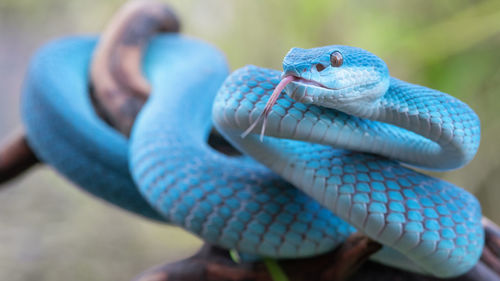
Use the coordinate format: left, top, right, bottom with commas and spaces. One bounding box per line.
1, 0, 499, 280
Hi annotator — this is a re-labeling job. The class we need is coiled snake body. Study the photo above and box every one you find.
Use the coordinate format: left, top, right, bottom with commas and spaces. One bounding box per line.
22, 35, 483, 278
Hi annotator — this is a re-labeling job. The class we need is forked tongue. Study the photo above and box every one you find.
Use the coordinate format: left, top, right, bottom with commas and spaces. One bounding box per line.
241, 75, 296, 141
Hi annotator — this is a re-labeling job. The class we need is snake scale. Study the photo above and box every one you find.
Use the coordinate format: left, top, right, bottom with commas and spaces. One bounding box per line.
21, 34, 483, 278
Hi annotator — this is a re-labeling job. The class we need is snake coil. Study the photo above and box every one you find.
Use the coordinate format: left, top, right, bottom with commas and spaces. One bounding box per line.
22, 35, 482, 278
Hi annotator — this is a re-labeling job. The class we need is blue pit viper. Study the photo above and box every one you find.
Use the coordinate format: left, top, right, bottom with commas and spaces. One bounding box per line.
21, 34, 483, 278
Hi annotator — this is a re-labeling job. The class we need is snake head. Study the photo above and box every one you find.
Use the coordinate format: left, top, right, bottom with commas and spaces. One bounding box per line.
242, 45, 391, 139
281, 45, 390, 111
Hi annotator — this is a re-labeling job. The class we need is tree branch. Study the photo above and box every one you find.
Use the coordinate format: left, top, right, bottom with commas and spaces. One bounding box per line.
0, 130, 39, 184
90, 0, 180, 136
132, 234, 382, 281
131, 220, 500, 281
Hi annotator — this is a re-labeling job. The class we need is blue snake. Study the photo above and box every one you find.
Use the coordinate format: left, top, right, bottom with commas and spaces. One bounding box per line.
21, 34, 483, 278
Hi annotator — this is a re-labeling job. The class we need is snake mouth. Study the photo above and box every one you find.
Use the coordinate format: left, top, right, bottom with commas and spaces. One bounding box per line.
287, 75, 330, 89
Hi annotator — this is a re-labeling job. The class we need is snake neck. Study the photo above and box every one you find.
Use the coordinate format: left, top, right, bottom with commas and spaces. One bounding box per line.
354, 78, 481, 170
214, 67, 480, 171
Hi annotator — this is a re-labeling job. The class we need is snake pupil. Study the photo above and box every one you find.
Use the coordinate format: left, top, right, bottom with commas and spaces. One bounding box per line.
330, 51, 343, 67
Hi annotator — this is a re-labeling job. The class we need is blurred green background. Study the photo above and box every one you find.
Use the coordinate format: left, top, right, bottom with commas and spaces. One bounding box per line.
0, 0, 499, 280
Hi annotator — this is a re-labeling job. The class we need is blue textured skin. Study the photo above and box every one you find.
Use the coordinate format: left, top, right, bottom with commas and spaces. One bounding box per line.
129, 35, 354, 257
22, 37, 164, 221
213, 47, 483, 277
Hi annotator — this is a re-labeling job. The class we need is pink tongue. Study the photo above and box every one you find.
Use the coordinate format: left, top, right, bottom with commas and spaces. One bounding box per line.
241, 75, 296, 141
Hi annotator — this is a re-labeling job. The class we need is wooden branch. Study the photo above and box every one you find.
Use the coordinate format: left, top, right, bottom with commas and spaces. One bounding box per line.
89, 0, 240, 154
132, 244, 268, 281
0, 130, 39, 184
90, 0, 180, 136
320, 233, 381, 280
132, 234, 382, 281
132, 221, 500, 281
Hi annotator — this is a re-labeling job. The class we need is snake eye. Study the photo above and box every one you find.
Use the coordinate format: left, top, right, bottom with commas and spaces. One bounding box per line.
330, 51, 343, 67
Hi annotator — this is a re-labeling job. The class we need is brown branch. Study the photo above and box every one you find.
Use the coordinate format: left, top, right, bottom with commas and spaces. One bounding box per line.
89, 0, 239, 154
320, 233, 382, 280
0, 130, 39, 184
90, 0, 180, 136
132, 234, 382, 281
132, 222, 500, 281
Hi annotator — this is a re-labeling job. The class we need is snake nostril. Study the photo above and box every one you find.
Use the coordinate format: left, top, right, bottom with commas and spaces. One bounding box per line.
315, 64, 326, 72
